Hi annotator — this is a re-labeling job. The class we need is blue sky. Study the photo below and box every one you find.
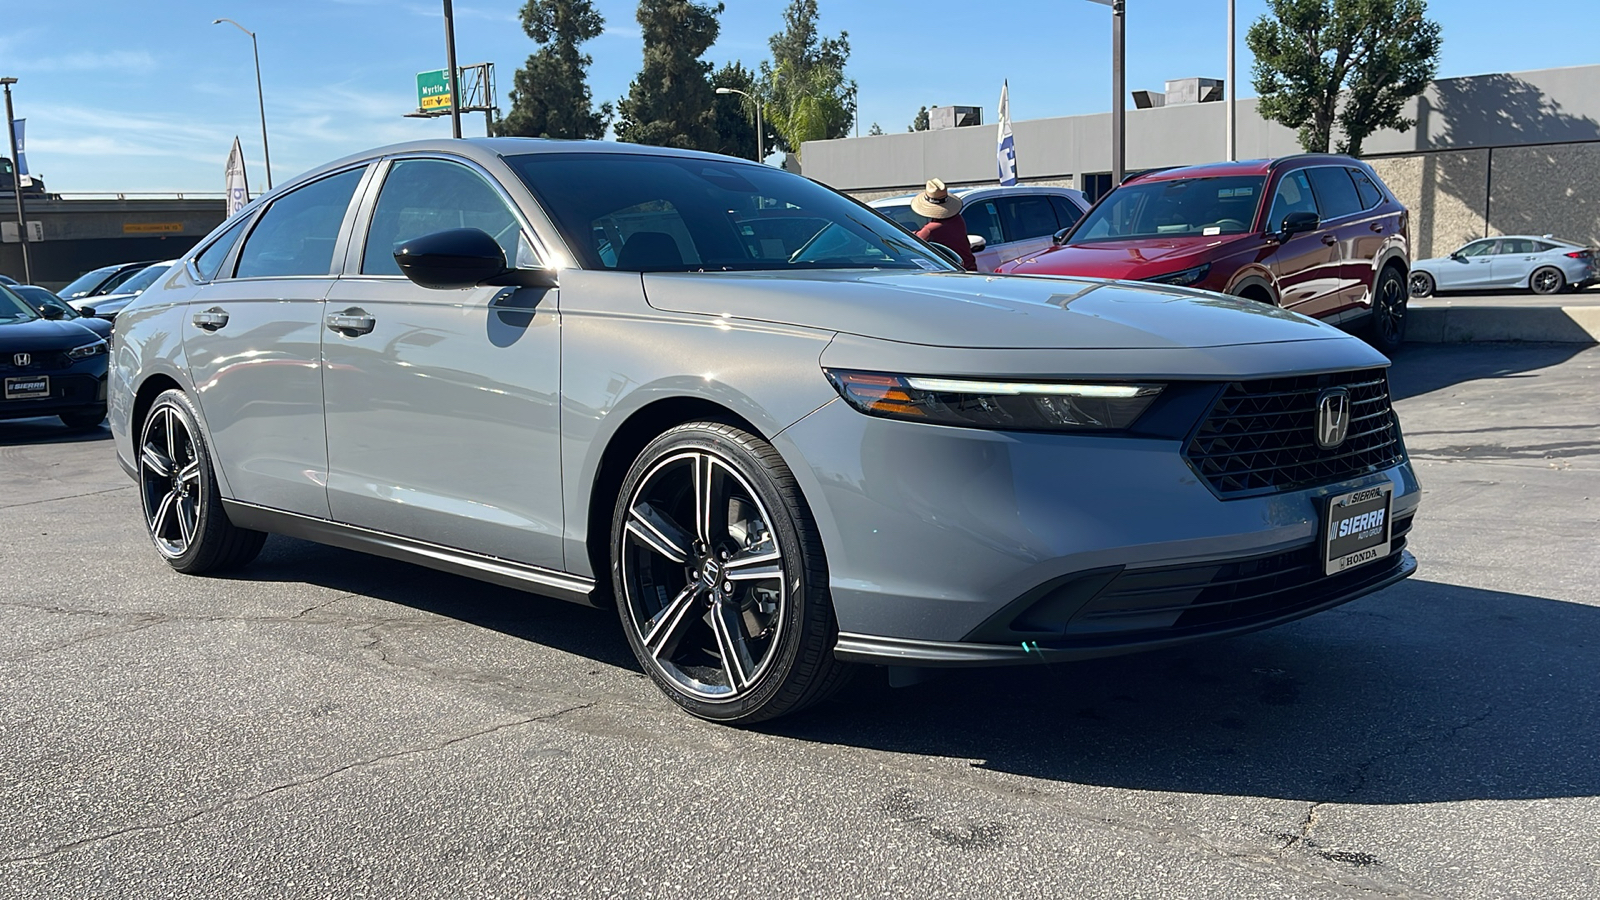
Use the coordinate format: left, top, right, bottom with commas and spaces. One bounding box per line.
2, 0, 1595, 193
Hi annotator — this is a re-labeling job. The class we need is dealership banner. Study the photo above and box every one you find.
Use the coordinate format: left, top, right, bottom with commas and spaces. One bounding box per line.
225, 137, 250, 217
12, 118, 29, 186
997, 82, 1017, 186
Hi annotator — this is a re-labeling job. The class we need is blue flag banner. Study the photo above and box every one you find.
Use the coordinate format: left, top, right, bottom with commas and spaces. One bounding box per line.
997, 82, 1017, 186
12, 118, 28, 184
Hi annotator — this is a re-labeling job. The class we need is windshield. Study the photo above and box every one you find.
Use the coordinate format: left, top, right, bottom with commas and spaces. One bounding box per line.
60, 265, 121, 299
112, 264, 173, 297
1072, 176, 1265, 243
506, 153, 957, 273
0, 285, 41, 322
14, 285, 77, 318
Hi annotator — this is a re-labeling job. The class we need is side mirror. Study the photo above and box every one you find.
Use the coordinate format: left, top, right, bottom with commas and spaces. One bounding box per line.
967, 234, 987, 253
40, 305, 64, 320
394, 227, 558, 290
1449, 251, 1465, 260
77, 305, 97, 318
1278, 211, 1320, 239
1051, 226, 1073, 246
928, 242, 964, 268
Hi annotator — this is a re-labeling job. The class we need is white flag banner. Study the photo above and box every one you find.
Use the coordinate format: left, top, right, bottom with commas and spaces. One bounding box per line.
12, 118, 30, 186
997, 80, 1018, 186
225, 137, 250, 217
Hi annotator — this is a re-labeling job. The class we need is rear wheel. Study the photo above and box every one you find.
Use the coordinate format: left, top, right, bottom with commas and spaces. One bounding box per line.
1408, 271, 1435, 298
612, 421, 852, 724
1530, 266, 1565, 295
1367, 267, 1408, 353
138, 390, 266, 574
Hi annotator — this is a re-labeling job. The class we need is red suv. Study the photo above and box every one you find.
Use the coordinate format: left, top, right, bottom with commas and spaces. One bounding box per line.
995, 155, 1411, 351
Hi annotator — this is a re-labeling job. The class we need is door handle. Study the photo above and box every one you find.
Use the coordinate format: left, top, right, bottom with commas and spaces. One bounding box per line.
1369, 223, 1385, 233
326, 308, 376, 336
192, 307, 229, 331
1321, 235, 1338, 246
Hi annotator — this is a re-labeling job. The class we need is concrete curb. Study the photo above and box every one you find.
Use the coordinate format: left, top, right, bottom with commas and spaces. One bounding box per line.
1407, 305, 1600, 343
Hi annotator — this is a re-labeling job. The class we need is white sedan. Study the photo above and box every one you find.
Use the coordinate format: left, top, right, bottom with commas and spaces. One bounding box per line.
1410, 235, 1596, 296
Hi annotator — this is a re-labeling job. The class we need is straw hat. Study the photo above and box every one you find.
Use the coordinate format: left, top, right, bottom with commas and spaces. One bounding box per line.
910, 178, 964, 219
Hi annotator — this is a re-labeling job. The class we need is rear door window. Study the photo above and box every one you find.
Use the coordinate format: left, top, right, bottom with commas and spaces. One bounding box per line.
1499, 238, 1538, 255
996, 196, 1060, 242
1306, 167, 1363, 221
234, 168, 364, 279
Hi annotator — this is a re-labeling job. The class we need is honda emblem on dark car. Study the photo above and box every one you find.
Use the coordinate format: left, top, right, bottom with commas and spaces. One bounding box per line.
1316, 387, 1351, 449
13, 353, 30, 367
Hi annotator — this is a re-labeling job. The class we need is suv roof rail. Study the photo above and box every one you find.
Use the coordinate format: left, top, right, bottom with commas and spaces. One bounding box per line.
1122, 166, 1179, 184
1266, 152, 1358, 172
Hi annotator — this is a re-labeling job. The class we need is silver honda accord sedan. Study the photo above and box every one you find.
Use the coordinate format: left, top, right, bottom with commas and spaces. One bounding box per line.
110, 139, 1419, 723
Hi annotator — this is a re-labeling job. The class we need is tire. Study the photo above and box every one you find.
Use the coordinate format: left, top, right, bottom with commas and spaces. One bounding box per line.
1367, 266, 1408, 353
1408, 270, 1435, 298
137, 389, 266, 574
1530, 266, 1565, 295
59, 407, 106, 430
611, 421, 853, 724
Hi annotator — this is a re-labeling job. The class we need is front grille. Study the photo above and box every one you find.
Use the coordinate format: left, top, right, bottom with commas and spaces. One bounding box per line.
0, 350, 72, 374
1185, 369, 1404, 497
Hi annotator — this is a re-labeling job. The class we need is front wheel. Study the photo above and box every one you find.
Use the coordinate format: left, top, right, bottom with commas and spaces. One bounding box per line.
1530, 266, 1565, 295
1408, 271, 1435, 298
611, 421, 852, 724
138, 390, 266, 574
1367, 267, 1408, 353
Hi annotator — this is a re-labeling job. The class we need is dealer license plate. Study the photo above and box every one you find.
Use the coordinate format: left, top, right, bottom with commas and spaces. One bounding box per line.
1323, 483, 1393, 576
4, 375, 49, 400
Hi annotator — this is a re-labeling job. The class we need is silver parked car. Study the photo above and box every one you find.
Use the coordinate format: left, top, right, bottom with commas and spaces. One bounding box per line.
1409, 235, 1597, 296
870, 185, 1089, 272
111, 139, 1419, 723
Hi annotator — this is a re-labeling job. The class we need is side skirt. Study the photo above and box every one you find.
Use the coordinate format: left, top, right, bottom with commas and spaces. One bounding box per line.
221, 499, 600, 607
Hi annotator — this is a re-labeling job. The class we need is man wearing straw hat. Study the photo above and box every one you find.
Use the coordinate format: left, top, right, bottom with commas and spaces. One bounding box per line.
912, 178, 977, 271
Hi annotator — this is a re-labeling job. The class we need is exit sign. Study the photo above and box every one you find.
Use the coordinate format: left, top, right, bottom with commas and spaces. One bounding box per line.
417, 69, 453, 112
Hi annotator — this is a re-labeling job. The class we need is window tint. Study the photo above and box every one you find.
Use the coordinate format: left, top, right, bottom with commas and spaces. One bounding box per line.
234, 168, 364, 279
1458, 240, 1497, 257
193, 216, 252, 282
997, 196, 1060, 242
363, 159, 526, 276
1499, 238, 1540, 254
962, 200, 1004, 248
1533, 241, 1558, 253
1048, 195, 1083, 230
1306, 167, 1363, 220
1267, 171, 1317, 230
1349, 168, 1383, 210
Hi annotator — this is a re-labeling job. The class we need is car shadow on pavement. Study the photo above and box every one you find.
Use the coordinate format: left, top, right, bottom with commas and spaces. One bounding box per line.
0, 417, 111, 445
1389, 343, 1591, 401
770, 578, 1600, 805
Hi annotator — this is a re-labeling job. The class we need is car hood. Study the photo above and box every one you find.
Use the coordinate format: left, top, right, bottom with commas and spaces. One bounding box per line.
997, 234, 1254, 280
641, 269, 1339, 350
0, 317, 106, 352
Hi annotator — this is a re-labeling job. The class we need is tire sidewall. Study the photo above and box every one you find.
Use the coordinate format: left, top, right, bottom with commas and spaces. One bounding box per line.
1531, 267, 1564, 295
1370, 268, 1408, 352
610, 424, 818, 723
140, 390, 222, 570
1409, 271, 1434, 298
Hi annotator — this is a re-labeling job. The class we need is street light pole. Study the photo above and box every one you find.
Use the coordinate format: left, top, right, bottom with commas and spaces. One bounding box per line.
714, 87, 763, 163
1086, 0, 1126, 185
443, 0, 463, 139
1226, 0, 1236, 160
1, 77, 30, 284
213, 18, 273, 189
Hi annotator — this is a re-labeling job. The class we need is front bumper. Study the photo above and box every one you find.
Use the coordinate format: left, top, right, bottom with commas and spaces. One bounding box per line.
773, 397, 1421, 662
0, 369, 108, 421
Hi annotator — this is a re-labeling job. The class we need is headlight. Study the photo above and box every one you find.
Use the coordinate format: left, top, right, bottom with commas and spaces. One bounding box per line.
824, 370, 1163, 432
66, 341, 108, 360
1146, 263, 1211, 287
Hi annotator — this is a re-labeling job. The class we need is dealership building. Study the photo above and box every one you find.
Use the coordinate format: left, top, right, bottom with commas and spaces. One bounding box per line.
801, 64, 1600, 260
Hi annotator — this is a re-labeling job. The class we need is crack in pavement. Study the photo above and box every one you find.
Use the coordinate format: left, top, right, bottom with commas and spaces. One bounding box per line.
0, 702, 596, 867
0, 484, 135, 510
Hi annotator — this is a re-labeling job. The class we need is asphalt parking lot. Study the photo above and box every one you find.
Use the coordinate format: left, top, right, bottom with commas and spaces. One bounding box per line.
2, 342, 1597, 899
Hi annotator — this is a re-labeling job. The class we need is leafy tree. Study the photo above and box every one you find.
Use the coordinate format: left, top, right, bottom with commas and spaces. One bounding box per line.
867, 122, 884, 136
710, 61, 761, 159
498, 0, 611, 139
908, 106, 929, 132
614, 0, 723, 150
1247, 0, 1442, 155
759, 0, 854, 154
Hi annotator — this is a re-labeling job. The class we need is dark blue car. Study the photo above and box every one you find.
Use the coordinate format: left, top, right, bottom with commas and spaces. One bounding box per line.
0, 284, 109, 429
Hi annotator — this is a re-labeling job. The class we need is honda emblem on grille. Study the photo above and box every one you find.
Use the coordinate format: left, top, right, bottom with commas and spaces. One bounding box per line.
13, 353, 30, 367
1315, 387, 1351, 449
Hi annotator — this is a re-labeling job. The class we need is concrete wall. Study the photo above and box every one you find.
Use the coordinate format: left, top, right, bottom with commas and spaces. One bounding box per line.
1367, 150, 1489, 260
1488, 143, 1600, 248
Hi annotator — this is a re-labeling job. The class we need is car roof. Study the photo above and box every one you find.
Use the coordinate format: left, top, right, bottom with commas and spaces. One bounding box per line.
1128, 154, 1363, 184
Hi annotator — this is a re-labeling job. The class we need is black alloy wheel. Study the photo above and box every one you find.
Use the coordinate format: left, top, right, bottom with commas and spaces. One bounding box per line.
1408, 271, 1435, 298
1368, 267, 1408, 353
1530, 267, 1565, 295
138, 390, 266, 573
613, 422, 851, 723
